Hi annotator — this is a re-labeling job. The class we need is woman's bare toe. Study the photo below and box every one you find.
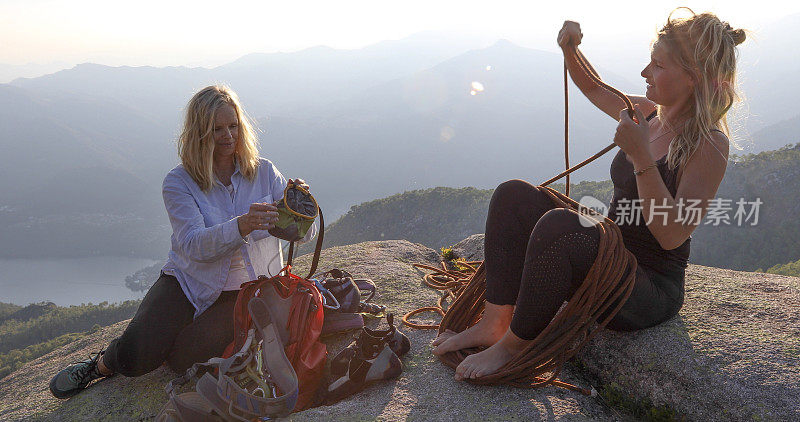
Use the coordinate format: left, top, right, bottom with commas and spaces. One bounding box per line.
431, 329, 456, 347
453, 329, 529, 381
432, 318, 508, 356
454, 356, 473, 381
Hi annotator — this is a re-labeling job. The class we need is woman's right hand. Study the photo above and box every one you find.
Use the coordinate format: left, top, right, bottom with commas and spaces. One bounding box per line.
237, 203, 279, 237
557, 21, 582, 49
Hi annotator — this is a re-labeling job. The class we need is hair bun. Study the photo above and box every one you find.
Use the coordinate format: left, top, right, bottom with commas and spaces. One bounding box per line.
729, 28, 746, 46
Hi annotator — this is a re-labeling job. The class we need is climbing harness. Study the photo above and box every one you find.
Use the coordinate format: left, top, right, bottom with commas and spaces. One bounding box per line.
407, 44, 640, 395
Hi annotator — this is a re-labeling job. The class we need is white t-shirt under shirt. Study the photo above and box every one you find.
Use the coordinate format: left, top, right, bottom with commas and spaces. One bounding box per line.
223, 182, 252, 291
223, 249, 251, 290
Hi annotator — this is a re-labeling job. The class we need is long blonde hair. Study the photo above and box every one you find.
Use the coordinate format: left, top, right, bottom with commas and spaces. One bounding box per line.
177, 85, 260, 191
655, 8, 746, 171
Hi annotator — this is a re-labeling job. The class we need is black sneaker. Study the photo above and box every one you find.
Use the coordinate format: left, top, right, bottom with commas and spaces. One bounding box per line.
49, 351, 111, 399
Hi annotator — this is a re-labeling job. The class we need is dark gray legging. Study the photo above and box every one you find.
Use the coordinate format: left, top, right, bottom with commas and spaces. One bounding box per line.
103, 274, 236, 376
484, 179, 685, 340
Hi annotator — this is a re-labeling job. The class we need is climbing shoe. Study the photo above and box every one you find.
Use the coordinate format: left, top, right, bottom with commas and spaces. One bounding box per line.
49, 351, 111, 399
325, 314, 410, 404
330, 313, 409, 375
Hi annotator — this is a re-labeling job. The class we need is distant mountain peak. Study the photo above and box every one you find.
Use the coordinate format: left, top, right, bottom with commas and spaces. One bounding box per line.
73, 62, 108, 70
491, 38, 518, 48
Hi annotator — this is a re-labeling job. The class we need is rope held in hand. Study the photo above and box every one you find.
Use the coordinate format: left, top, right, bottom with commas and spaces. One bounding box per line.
404, 45, 639, 395
543, 48, 635, 195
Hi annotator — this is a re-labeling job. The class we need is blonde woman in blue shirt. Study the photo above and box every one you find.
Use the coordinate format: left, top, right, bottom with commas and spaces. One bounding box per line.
50, 85, 317, 398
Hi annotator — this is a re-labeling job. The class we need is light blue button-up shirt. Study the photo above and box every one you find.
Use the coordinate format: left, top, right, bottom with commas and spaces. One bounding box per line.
161, 157, 317, 318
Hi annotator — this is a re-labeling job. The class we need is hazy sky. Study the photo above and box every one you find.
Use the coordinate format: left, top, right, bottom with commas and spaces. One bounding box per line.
2, 0, 797, 67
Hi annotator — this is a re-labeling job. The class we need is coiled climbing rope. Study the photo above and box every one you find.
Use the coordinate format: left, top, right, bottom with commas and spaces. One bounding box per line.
404, 44, 640, 395
401, 261, 481, 330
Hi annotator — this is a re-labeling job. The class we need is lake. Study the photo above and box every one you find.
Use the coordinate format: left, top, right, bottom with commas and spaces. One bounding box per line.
0, 257, 157, 306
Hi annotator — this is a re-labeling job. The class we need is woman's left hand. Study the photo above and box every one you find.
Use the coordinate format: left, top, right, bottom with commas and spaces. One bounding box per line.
614, 105, 652, 162
288, 178, 310, 191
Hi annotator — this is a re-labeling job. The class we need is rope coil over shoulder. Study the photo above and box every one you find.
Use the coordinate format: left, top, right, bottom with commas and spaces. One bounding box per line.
403, 44, 640, 395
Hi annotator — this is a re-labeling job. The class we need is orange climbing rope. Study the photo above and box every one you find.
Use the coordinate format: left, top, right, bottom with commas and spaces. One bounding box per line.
404, 45, 640, 395
401, 261, 481, 330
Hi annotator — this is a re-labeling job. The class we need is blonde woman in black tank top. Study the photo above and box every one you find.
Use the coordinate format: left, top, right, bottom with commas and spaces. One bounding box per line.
432, 9, 746, 381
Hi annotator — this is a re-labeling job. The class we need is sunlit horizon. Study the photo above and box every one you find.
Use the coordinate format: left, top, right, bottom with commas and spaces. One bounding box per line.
2, 0, 797, 71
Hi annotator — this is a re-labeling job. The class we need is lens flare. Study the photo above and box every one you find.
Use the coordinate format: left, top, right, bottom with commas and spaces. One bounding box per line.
470, 81, 484, 96
440, 126, 455, 142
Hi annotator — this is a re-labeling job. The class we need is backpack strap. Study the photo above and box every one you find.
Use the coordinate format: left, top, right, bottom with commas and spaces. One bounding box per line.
168, 298, 301, 420
306, 208, 324, 278
156, 392, 223, 422
165, 328, 257, 398
321, 312, 365, 336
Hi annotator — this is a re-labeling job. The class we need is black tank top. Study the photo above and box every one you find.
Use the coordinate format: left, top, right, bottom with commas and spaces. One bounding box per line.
606, 112, 690, 273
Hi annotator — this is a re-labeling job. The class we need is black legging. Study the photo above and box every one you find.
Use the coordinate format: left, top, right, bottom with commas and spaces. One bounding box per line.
484, 180, 685, 340
103, 274, 237, 376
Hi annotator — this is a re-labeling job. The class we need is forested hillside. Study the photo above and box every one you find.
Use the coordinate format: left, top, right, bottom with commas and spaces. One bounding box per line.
0, 301, 139, 379
764, 258, 800, 277
312, 180, 613, 252
689, 143, 800, 270
310, 143, 800, 272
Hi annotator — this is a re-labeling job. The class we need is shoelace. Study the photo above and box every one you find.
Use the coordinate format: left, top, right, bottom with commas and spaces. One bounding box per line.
67, 351, 103, 384
358, 302, 385, 316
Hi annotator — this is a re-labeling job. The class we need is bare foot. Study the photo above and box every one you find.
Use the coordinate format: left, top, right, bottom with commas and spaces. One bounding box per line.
431, 329, 457, 347
431, 303, 513, 356
454, 328, 528, 380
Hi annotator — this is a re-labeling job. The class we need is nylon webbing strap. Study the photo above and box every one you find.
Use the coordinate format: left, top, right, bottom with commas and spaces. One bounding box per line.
286, 207, 325, 279
564, 60, 570, 197
165, 298, 300, 420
